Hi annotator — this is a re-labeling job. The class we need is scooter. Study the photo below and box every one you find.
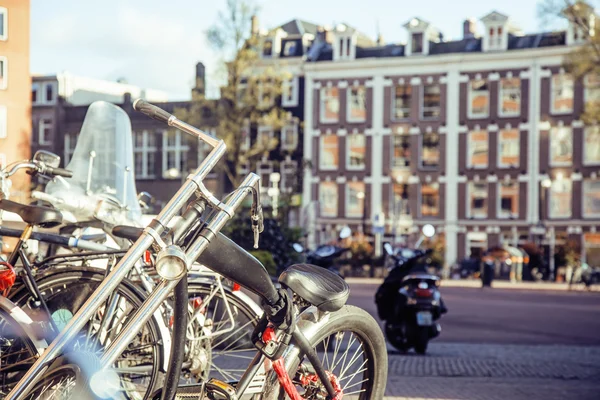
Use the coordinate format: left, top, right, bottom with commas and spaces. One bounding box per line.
375, 224, 446, 354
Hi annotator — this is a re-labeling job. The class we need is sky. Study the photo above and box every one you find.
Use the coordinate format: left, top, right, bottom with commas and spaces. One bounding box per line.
31, 0, 565, 101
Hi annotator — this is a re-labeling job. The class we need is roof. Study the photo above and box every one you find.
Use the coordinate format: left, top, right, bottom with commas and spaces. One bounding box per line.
277, 19, 319, 36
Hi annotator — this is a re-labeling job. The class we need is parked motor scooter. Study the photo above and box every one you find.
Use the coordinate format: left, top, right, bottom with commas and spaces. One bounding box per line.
292, 226, 352, 277
375, 224, 446, 354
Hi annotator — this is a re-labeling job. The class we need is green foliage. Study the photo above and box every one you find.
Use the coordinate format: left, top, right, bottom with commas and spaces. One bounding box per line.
249, 250, 277, 276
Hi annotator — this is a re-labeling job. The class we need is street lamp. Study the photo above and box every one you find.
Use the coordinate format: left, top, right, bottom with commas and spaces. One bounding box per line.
268, 172, 281, 218
356, 191, 367, 234
539, 177, 553, 280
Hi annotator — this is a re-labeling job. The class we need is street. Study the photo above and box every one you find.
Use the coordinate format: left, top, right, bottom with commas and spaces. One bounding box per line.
347, 282, 600, 399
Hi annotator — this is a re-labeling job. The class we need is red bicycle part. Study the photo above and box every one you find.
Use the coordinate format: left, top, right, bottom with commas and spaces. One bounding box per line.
0, 261, 16, 297
262, 325, 344, 400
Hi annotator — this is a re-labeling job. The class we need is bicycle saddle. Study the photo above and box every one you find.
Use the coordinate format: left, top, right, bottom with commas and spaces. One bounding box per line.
279, 264, 349, 312
112, 225, 143, 241
0, 199, 63, 228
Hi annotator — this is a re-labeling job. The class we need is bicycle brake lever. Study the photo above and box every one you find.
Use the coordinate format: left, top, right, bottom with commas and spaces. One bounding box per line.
251, 180, 264, 249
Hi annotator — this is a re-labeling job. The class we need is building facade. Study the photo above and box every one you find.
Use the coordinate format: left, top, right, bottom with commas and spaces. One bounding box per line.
300, 11, 600, 273
0, 0, 31, 202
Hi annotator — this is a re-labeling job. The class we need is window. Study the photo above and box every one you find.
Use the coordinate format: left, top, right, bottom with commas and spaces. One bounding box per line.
32, 83, 39, 104
46, 83, 54, 103
283, 41, 297, 56
468, 182, 488, 218
282, 77, 298, 107
584, 179, 600, 217
262, 40, 273, 57
468, 130, 488, 168
498, 181, 519, 218
468, 79, 489, 118
411, 32, 423, 54
549, 180, 572, 218
237, 77, 248, 105
320, 87, 340, 123
240, 120, 250, 151
0, 57, 6, 90
346, 181, 365, 217
499, 78, 520, 116
319, 182, 338, 217
393, 183, 410, 217
0, 105, 6, 139
0, 7, 7, 41
38, 119, 52, 146
162, 130, 190, 178
319, 135, 339, 170
421, 84, 441, 119
421, 132, 440, 168
346, 134, 366, 170
584, 74, 600, 109
551, 74, 574, 114
134, 130, 157, 179
498, 129, 520, 167
550, 126, 573, 166
392, 134, 410, 168
257, 126, 274, 149
393, 85, 411, 120
281, 161, 297, 192
347, 86, 367, 122
64, 133, 78, 164
584, 126, 600, 164
421, 183, 439, 217
281, 121, 298, 151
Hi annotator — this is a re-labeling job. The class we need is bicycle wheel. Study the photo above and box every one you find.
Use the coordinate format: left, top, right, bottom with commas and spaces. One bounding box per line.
283, 305, 388, 399
184, 283, 260, 383
0, 305, 40, 396
10, 267, 163, 400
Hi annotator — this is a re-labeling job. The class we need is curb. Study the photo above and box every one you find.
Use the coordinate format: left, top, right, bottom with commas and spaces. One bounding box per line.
345, 277, 600, 292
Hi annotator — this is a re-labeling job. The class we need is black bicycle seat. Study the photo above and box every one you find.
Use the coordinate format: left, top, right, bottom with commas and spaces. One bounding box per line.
112, 225, 143, 241
0, 199, 63, 228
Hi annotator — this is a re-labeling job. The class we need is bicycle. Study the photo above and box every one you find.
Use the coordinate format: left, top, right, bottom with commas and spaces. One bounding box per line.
7, 100, 387, 400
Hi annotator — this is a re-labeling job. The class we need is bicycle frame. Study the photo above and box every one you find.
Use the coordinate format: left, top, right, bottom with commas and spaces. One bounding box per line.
7, 104, 261, 399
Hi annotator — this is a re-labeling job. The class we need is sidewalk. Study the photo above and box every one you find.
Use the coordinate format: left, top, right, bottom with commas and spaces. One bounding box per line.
345, 277, 600, 292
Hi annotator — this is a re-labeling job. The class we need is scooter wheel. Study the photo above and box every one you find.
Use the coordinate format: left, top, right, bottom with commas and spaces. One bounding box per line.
384, 322, 408, 353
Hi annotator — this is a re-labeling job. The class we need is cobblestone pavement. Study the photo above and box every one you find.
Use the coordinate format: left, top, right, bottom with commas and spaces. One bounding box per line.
383, 342, 600, 399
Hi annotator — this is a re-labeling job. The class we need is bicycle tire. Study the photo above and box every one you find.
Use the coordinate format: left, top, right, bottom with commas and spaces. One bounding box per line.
9, 266, 163, 400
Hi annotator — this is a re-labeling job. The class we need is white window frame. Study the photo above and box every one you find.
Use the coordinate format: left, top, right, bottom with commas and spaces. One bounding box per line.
497, 129, 520, 168
257, 125, 274, 148
549, 126, 573, 167
319, 135, 339, 171
44, 82, 56, 104
419, 182, 440, 218
0, 56, 7, 90
38, 119, 52, 146
346, 133, 366, 171
32, 82, 40, 105
162, 130, 190, 179
0, 7, 7, 41
498, 78, 521, 117
134, 130, 157, 179
345, 182, 365, 218
392, 84, 411, 121
0, 105, 6, 139
583, 179, 600, 218
392, 134, 410, 169
281, 120, 298, 151
549, 180, 572, 219
468, 79, 490, 119
346, 86, 367, 123
319, 182, 339, 218
467, 182, 488, 219
550, 74, 574, 115
420, 84, 441, 120
282, 40, 298, 57
319, 87, 340, 124
281, 160, 297, 193
497, 181, 520, 219
281, 76, 299, 107
420, 131, 440, 169
467, 130, 489, 169
584, 74, 600, 106
584, 126, 600, 166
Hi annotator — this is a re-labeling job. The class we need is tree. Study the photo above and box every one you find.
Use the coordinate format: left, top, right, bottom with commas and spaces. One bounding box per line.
538, 0, 600, 122
177, 0, 291, 190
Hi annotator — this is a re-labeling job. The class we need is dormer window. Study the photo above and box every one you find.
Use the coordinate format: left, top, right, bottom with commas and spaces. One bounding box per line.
283, 41, 297, 56
481, 11, 517, 52
262, 40, 273, 57
411, 33, 423, 54
333, 34, 355, 61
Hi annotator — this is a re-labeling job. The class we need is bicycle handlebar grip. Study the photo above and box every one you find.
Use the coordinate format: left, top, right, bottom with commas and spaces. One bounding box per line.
47, 167, 73, 178
133, 99, 173, 124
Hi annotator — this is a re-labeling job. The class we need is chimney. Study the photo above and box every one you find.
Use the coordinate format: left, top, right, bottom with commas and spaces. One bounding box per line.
251, 15, 260, 37
193, 62, 206, 99
463, 18, 477, 39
